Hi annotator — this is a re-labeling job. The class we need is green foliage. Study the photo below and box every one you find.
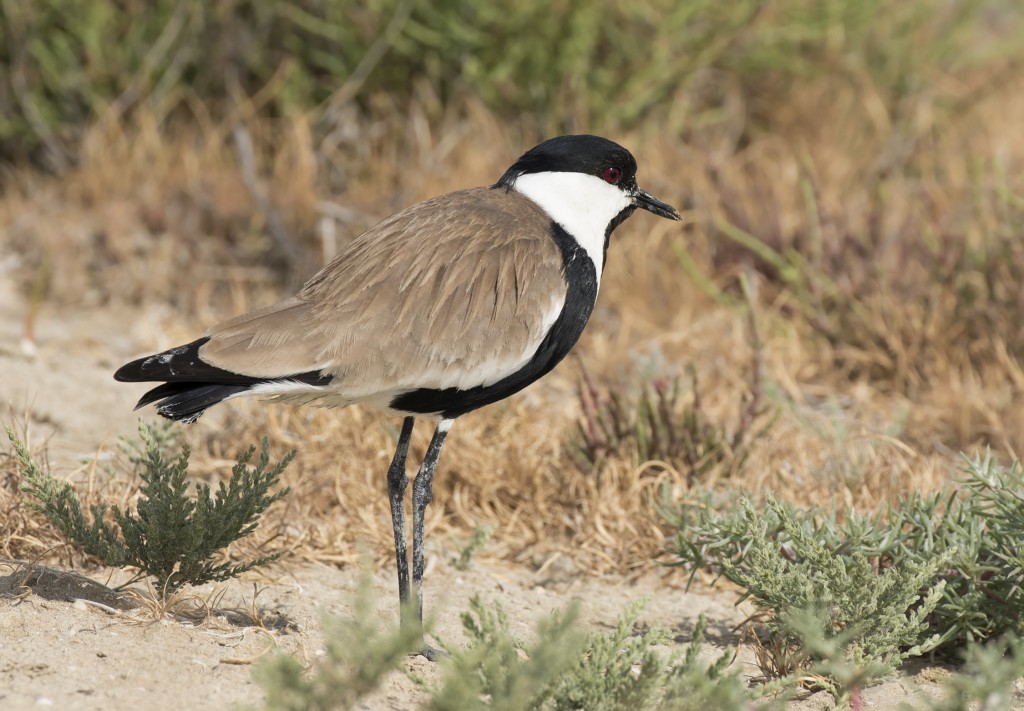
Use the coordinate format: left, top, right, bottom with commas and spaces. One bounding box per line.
535, 599, 670, 710
708, 497, 948, 697
907, 635, 1024, 711
10, 422, 292, 593
3, 0, 1021, 164
666, 452, 1024, 662
428, 597, 583, 711
258, 575, 425, 711
432, 598, 780, 710
534, 604, 780, 711
257, 593, 775, 711
779, 609, 893, 705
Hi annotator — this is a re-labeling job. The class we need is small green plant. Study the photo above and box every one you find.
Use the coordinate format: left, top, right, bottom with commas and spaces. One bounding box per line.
533, 604, 782, 711
258, 575, 425, 711
907, 634, 1024, 711
762, 608, 892, 707
534, 599, 669, 711
450, 524, 494, 571
9, 422, 293, 593
428, 596, 583, 711
666, 452, 1024, 654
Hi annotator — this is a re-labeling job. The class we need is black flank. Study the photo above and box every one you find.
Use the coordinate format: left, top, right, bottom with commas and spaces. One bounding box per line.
115, 336, 332, 423
389, 222, 598, 419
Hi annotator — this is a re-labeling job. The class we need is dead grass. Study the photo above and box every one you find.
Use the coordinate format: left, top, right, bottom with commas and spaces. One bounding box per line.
2, 69, 1023, 578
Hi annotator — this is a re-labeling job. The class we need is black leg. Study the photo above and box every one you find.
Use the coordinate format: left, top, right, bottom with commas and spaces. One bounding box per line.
411, 421, 450, 643
386, 417, 416, 628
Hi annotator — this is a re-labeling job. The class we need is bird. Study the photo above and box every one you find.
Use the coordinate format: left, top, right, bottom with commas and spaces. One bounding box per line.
114, 134, 681, 656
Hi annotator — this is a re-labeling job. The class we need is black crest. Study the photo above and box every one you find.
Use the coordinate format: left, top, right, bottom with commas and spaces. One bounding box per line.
495, 134, 638, 189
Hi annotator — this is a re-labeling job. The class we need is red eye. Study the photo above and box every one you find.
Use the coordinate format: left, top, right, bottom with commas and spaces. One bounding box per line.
602, 166, 622, 184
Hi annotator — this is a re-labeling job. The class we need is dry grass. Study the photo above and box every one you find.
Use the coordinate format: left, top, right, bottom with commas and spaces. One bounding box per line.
2, 67, 1023, 579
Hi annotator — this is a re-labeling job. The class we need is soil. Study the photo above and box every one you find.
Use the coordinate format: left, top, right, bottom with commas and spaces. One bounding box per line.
0, 277, 959, 711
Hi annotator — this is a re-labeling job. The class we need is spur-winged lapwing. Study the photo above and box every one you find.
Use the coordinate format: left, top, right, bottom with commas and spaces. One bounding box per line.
115, 134, 680, 654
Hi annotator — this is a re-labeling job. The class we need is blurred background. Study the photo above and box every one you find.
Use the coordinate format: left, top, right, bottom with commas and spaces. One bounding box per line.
2, 0, 1023, 570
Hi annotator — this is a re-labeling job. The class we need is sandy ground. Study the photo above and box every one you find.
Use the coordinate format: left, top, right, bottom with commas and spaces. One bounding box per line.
0, 280, 958, 710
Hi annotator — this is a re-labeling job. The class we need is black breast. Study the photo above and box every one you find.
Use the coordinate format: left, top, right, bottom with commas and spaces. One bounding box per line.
389, 222, 599, 419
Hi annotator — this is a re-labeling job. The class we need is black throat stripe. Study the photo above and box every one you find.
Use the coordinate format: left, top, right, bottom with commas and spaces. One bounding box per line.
389, 222, 599, 419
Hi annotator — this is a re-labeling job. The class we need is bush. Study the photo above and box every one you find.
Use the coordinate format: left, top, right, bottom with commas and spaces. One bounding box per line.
723, 498, 947, 697
10, 422, 292, 593
666, 452, 1024, 657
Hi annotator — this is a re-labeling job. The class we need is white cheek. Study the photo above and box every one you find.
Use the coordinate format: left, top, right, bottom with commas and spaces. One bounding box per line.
512, 172, 632, 281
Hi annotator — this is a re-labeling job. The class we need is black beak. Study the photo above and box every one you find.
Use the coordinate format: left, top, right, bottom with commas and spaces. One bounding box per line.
634, 187, 681, 221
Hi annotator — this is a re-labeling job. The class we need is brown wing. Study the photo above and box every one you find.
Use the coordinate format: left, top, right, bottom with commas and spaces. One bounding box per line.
198, 187, 567, 401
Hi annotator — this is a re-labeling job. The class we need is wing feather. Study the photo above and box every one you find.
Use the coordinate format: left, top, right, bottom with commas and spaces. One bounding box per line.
197, 187, 567, 400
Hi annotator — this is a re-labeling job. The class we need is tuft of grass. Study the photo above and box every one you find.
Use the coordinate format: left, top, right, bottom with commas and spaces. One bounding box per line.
667, 452, 1024, 659
10, 421, 293, 594
712, 183, 1024, 394
573, 282, 773, 482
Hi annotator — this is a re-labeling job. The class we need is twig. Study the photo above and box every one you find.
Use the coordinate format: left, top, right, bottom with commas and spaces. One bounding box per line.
73, 598, 122, 615
233, 123, 302, 272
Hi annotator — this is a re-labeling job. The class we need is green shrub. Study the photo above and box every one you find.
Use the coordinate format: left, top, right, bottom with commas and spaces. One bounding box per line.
721, 498, 947, 697
427, 596, 583, 711
528, 602, 781, 711
10, 422, 292, 593
666, 452, 1024, 656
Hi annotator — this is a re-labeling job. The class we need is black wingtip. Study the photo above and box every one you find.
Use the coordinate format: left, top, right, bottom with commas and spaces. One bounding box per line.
113, 337, 214, 383
115, 336, 334, 423
115, 357, 148, 383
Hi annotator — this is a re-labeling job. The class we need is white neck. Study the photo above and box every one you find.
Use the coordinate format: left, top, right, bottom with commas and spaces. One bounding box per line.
512, 171, 632, 281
